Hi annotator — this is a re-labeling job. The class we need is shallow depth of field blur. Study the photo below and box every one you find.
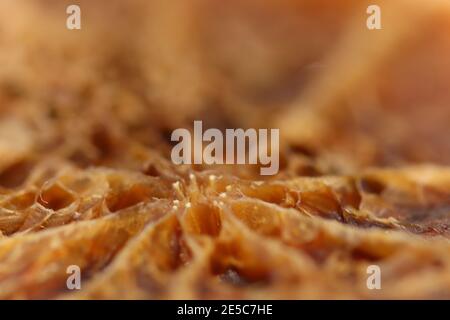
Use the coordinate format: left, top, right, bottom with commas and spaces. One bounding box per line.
0, 0, 449, 178
1, 0, 450, 301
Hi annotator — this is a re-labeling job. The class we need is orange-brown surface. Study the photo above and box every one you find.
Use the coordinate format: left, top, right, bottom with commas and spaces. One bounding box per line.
0, 0, 449, 299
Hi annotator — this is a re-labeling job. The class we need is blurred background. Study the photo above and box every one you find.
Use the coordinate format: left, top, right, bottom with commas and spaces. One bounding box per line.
0, 0, 449, 181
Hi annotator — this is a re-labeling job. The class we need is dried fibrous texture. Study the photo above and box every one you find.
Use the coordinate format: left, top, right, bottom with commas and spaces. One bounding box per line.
1, 166, 449, 299
0, 0, 449, 299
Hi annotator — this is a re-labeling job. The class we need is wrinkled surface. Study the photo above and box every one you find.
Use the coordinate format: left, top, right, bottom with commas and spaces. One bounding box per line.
0, 0, 449, 299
